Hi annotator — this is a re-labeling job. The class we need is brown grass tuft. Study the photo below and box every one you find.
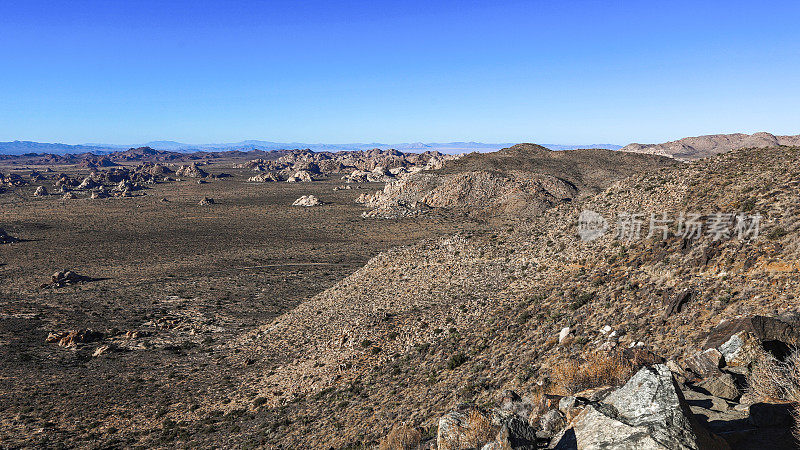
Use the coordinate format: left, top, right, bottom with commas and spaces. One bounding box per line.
550, 350, 637, 395
379, 423, 423, 450
463, 408, 496, 447
746, 349, 800, 440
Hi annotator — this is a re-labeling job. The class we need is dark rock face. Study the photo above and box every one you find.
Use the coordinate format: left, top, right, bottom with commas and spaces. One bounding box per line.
703, 316, 800, 360
664, 289, 695, 318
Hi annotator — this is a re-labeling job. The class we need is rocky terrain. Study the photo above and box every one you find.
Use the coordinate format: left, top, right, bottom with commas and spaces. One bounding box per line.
0, 152, 479, 448
2, 143, 800, 448
358, 144, 678, 220
224, 146, 800, 448
621, 132, 800, 160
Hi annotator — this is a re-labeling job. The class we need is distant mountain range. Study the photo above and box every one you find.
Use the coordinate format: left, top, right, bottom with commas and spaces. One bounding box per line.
0, 140, 623, 156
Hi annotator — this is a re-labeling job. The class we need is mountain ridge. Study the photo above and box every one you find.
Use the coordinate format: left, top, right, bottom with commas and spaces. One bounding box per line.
621, 131, 800, 160
0, 140, 622, 155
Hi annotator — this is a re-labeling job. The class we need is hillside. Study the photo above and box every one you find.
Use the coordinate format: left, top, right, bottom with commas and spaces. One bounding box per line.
221, 146, 800, 447
621, 132, 800, 160
359, 143, 678, 219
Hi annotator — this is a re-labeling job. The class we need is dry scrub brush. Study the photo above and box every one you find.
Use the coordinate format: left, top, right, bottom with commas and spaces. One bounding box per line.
550, 349, 659, 396
378, 423, 423, 450
437, 408, 497, 450
746, 349, 800, 439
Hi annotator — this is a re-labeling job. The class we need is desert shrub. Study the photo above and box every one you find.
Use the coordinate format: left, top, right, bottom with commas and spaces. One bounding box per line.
746, 349, 800, 439
447, 352, 468, 370
462, 408, 496, 448
438, 408, 496, 450
739, 197, 756, 212
378, 423, 422, 450
768, 226, 788, 240
570, 291, 594, 310
550, 350, 635, 395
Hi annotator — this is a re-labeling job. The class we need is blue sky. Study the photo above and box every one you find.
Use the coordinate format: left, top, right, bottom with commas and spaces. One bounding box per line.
1, 0, 799, 145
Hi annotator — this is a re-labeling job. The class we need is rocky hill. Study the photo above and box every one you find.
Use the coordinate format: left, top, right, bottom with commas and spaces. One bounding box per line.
621, 132, 800, 160
221, 146, 800, 448
358, 144, 678, 220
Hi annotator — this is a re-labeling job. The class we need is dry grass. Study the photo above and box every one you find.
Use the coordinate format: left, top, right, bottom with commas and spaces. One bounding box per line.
551, 350, 641, 395
437, 407, 497, 450
463, 408, 496, 448
378, 423, 423, 450
746, 349, 800, 439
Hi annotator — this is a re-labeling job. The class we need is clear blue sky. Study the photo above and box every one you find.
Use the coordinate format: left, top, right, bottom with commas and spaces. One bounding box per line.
1, 0, 799, 145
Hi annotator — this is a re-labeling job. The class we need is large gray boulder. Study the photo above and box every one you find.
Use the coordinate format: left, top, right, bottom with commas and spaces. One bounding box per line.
552, 364, 729, 449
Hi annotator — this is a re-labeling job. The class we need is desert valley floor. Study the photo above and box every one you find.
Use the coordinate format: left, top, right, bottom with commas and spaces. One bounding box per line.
0, 160, 483, 448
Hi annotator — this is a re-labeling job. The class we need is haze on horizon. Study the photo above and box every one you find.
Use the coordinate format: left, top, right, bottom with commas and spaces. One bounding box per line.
1, 0, 799, 146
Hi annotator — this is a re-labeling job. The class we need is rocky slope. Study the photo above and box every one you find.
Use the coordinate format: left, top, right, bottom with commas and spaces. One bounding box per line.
213, 145, 800, 448
622, 132, 800, 160
359, 144, 678, 220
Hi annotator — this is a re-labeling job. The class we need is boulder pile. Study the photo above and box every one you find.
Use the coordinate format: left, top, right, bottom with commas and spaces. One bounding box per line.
292, 195, 322, 207
46, 329, 104, 348
176, 163, 209, 178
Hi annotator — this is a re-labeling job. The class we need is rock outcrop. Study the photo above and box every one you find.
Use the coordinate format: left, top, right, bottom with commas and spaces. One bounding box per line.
247, 172, 282, 182
292, 195, 322, 207
361, 144, 677, 219
552, 364, 729, 449
175, 163, 209, 178
287, 170, 314, 182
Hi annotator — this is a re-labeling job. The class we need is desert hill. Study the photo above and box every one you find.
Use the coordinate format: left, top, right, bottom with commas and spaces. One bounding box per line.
359, 143, 678, 219
224, 145, 800, 447
621, 132, 800, 160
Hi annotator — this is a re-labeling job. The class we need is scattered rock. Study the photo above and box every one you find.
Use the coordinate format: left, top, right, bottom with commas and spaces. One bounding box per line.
77, 176, 98, 189
33, 185, 48, 196
718, 331, 763, 367
62, 192, 77, 199
292, 195, 322, 207
42, 269, 94, 288
558, 326, 571, 344
685, 348, 724, 378
664, 288, 694, 318
46, 329, 104, 348
696, 372, 740, 401
538, 409, 566, 436
199, 197, 215, 205
92, 344, 117, 357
